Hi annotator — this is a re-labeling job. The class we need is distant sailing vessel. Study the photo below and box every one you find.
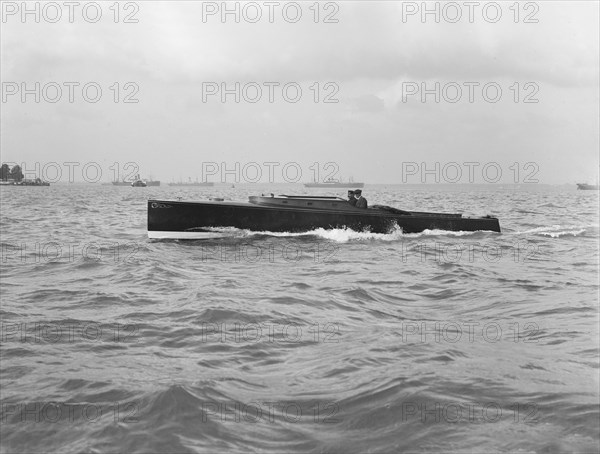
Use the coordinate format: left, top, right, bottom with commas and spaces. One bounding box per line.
577, 183, 599, 190
304, 177, 364, 188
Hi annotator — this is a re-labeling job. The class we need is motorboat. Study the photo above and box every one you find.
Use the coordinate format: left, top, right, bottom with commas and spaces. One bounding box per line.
147, 194, 500, 239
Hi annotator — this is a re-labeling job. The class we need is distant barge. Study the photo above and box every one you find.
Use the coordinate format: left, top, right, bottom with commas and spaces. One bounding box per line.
148, 195, 500, 239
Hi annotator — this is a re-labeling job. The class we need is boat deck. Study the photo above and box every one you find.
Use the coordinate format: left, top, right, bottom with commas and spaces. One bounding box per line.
249, 195, 357, 211
249, 195, 462, 217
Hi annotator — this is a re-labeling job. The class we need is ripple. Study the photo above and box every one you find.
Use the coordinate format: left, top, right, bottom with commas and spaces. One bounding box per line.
1, 184, 598, 453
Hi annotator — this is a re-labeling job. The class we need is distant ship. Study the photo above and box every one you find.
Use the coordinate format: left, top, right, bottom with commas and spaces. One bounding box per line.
168, 178, 214, 187
304, 177, 364, 188
112, 175, 160, 186
577, 183, 599, 190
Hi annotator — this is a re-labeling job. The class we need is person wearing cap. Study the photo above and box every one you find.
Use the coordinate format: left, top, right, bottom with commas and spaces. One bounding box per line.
347, 190, 357, 206
354, 189, 367, 208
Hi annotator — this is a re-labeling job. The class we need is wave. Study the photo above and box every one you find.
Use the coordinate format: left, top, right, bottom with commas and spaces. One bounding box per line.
513, 224, 596, 237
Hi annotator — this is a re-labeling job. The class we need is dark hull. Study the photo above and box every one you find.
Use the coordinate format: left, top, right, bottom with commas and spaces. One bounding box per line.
577, 183, 599, 190
148, 199, 500, 238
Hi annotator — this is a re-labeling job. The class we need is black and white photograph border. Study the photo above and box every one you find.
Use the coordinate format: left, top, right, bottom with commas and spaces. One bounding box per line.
1, 1, 599, 453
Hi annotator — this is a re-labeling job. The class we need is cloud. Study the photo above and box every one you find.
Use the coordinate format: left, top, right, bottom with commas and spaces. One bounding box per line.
1, 1, 598, 183
3, 2, 598, 86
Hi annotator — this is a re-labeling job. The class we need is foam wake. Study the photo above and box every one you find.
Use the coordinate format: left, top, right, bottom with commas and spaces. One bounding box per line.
197, 225, 493, 243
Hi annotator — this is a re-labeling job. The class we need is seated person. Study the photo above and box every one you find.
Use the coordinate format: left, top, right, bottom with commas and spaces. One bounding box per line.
347, 190, 357, 206
354, 189, 367, 208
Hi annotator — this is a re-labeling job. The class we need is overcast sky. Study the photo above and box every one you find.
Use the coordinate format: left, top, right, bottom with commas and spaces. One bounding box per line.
1, 1, 598, 184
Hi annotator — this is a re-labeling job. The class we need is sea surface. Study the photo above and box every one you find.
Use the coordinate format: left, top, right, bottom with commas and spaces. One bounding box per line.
1, 184, 598, 454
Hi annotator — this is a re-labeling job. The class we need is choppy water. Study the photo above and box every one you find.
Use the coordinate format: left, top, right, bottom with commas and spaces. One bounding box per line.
1, 184, 598, 453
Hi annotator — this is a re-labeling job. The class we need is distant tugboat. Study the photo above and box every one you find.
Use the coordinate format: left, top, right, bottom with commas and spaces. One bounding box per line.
131, 175, 147, 187
114, 176, 159, 186
304, 177, 364, 188
577, 183, 599, 190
